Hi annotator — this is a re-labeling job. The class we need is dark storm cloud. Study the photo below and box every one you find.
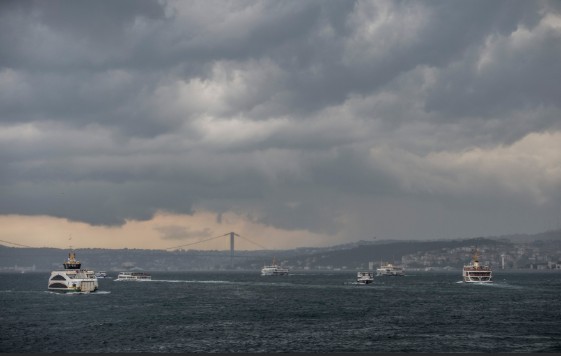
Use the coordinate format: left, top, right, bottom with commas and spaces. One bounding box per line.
0, 0, 166, 69
154, 226, 212, 241
1, 1, 553, 127
1, 0, 560, 239
424, 15, 561, 116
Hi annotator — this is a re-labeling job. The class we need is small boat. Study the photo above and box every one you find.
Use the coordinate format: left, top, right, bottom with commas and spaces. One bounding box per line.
463, 249, 492, 283
356, 271, 374, 285
261, 258, 289, 276
95, 271, 109, 278
115, 271, 152, 281
376, 263, 405, 276
48, 250, 99, 293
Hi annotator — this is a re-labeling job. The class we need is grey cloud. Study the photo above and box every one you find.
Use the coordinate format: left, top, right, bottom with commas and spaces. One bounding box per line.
154, 226, 212, 241
1, 180, 196, 226
1, 0, 560, 240
2, 1, 554, 129
424, 26, 561, 116
0, 0, 166, 70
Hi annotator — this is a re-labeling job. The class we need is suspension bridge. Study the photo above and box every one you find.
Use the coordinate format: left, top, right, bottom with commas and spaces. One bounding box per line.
163, 232, 274, 266
0, 232, 277, 267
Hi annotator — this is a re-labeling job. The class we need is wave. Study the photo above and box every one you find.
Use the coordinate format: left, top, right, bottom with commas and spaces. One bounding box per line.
147, 279, 236, 284
456, 280, 524, 289
45, 290, 111, 295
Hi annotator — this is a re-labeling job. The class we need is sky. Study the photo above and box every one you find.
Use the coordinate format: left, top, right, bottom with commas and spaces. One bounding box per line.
1, 0, 561, 251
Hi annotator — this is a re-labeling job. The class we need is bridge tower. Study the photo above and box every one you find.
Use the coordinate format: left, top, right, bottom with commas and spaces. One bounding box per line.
229, 232, 239, 267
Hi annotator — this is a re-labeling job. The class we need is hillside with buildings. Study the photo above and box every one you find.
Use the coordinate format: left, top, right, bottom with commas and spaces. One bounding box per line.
1, 230, 560, 273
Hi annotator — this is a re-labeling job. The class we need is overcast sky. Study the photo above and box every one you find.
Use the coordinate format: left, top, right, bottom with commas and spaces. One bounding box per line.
1, 0, 561, 250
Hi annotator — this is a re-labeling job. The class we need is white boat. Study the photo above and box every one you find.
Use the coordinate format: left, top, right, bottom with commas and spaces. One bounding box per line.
356, 271, 374, 284
95, 271, 109, 278
115, 271, 152, 281
261, 258, 289, 276
376, 263, 405, 276
463, 249, 492, 283
48, 250, 99, 293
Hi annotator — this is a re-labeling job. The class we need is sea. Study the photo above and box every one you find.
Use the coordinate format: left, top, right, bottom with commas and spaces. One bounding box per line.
1, 270, 560, 353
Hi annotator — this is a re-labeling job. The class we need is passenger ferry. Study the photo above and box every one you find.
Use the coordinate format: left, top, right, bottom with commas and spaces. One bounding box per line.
356, 271, 374, 285
261, 258, 289, 276
376, 263, 405, 276
47, 250, 99, 293
463, 249, 492, 283
115, 271, 152, 281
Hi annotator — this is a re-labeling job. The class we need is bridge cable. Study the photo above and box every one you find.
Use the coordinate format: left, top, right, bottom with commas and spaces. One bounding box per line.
0, 239, 35, 248
236, 234, 271, 251
165, 233, 229, 250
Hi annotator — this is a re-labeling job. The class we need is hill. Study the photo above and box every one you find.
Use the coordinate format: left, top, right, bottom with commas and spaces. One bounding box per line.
1, 229, 560, 272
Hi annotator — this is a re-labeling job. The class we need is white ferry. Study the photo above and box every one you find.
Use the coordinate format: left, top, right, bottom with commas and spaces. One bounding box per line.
376, 263, 405, 276
115, 271, 152, 281
47, 250, 99, 293
463, 249, 492, 283
356, 271, 374, 285
261, 258, 289, 276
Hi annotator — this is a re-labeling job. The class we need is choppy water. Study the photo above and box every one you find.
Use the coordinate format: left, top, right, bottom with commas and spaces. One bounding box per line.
1, 271, 560, 352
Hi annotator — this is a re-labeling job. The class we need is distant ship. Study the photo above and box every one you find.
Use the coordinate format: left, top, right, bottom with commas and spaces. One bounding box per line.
47, 250, 99, 293
356, 271, 374, 285
261, 258, 289, 276
463, 249, 492, 283
95, 271, 110, 278
376, 263, 405, 276
115, 271, 151, 281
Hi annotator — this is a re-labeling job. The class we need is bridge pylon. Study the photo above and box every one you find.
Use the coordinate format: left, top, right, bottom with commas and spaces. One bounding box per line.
229, 232, 239, 267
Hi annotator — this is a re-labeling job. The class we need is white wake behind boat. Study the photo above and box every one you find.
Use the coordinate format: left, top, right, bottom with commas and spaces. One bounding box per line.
47, 250, 99, 293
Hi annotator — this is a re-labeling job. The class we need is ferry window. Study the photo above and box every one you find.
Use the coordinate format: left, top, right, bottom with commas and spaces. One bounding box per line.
51, 275, 66, 281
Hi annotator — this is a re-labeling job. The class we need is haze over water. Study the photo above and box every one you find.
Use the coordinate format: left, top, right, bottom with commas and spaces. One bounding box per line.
1, 271, 560, 352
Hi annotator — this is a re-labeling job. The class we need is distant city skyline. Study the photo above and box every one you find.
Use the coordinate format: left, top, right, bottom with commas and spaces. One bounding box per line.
1, 0, 561, 250
2, 229, 560, 272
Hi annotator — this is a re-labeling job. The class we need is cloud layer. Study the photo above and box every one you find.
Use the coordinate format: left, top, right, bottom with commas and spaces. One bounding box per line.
1, 0, 560, 244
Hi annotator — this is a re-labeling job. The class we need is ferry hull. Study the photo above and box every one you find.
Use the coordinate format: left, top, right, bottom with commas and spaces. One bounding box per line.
356, 280, 374, 285
462, 274, 493, 283
47, 287, 93, 293
261, 270, 289, 276
47, 281, 98, 293
48, 271, 98, 292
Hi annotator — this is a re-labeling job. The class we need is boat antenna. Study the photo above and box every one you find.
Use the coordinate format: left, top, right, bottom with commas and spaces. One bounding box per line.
472, 247, 479, 262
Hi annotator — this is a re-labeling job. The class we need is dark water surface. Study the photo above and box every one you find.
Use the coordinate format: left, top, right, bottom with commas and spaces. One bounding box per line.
1, 271, 560, 352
